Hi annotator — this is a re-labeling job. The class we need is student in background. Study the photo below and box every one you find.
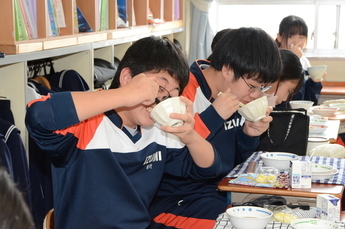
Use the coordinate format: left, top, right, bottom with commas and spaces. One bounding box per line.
276, 15, 323, 105
149, 27, 283, 229
0, 166, 35, 229
263, 49, 304, 107
25, 36, 220, 229
207, 28, 232, 60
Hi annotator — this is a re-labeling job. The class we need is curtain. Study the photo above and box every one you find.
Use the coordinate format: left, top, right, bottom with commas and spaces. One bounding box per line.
188, 0, 215, 65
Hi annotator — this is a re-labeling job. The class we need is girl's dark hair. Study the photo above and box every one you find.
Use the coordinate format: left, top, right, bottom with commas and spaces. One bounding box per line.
279, 49, 304, 101
207, 28, 232, 61
276, 15, 308, 48
211, 28, 232, 52
210, 27, 282, 84
109, 36, 189, 95
0, 167, 35, 229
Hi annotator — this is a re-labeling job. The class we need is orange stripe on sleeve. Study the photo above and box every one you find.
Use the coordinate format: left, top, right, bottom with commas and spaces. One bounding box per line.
182, 73, 199, 102
182, 73, 211, 139
54, 114, 104, 150
194, 113, 211, 139
27, 94, 51, 107
153, 213, 216, 229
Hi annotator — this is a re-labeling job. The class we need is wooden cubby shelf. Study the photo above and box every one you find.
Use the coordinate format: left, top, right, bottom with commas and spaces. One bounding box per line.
0, 0, 183, 54
0, 0, 185, 150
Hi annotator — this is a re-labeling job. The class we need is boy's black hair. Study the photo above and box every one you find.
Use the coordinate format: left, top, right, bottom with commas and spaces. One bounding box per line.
279, 49, 304, 100
276, 15, 308, 48
210, 27, 282, 84
173, 38, 183, 50
109, 36, 189, 94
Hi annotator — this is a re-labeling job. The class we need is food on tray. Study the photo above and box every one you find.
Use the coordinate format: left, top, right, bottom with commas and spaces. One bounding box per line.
255, 174, 277, 183
273, 212, 298, 223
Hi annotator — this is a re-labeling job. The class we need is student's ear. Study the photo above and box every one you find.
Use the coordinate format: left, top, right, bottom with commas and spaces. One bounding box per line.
221, 66, 234, 80
119, 67, 133, 86
276, 33, 282, 43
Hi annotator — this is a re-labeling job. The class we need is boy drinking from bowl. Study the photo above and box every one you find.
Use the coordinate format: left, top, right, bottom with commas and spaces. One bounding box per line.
149, 27, 283, 229
25, 36, 221, 229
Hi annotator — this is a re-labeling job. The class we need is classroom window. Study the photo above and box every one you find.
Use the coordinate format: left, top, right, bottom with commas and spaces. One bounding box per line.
213, 0, 345, 56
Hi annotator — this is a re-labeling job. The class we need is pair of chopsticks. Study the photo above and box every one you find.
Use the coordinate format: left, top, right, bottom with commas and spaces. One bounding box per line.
217, 92, 245, 107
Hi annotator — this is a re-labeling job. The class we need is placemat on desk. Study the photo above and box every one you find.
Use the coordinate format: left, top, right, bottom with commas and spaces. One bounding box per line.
226, 151, 345, 185
212, 212, 345, 229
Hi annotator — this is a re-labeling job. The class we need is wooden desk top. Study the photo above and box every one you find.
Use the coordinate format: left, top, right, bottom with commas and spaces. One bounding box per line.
218, 178, 345, 199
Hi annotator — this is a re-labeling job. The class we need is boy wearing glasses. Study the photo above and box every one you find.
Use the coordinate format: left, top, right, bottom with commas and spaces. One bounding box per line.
25, 36, 221, 229
149, 28, 283, 228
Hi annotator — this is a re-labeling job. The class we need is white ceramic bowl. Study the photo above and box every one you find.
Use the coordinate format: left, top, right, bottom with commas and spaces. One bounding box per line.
289, 100, 314, 110
307, 65, 327, 80
150, 97, 187, 127
238, 96, 268, 122
309, 115, 328, 126
311, 163, 338, 181
329, 103, 345, 111
311, 106, 339, 117
260, 152, 299, 171
309, 125, 328, 135
312, 170, 338, 181
291, 218, 339, 229
226, 206, 273, 229
307, 137, 329, 154
310, 119, 328, 126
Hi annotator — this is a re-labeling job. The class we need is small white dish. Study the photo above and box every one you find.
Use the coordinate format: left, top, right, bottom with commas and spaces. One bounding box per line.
323, 99, 345, 106
329, 103, 345, 111
289, 100, 314, 110
311, 163, 338, 181
309, 115, 328, 125
310, 119, 328, 126
312, 163, 336, 173
150, 97, 187, 127
291, 218, 339, 229
238, 96, 268, 122
311, 106, 339, 117
312, 170, 338, 181
309, 125, 328, 135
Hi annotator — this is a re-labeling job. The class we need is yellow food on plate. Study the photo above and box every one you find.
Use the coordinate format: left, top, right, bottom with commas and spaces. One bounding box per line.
273, 212, 298, 223
255, 174, 277, 183
266, 174, 277, 183
255, 174, 267, 183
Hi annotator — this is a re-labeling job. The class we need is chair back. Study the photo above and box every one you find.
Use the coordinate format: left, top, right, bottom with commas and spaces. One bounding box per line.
43, 208, 54, 229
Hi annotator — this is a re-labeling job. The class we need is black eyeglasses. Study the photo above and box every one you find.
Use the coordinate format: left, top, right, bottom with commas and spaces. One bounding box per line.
155, 86, 171, 104
241, 76, 272, 93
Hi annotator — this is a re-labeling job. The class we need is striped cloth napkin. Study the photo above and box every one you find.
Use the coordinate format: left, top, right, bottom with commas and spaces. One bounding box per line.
226, 151, 345, 185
